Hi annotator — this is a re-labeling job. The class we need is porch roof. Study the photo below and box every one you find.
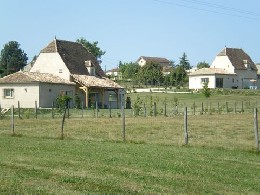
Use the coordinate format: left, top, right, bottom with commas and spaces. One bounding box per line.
188, 68, 236, 76
71, 74, 123, 89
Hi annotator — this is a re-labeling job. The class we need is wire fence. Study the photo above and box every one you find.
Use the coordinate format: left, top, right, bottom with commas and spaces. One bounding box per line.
0, 102, 259, 152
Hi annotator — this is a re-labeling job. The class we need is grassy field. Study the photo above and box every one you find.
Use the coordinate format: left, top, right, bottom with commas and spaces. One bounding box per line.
0, 110, 260, 194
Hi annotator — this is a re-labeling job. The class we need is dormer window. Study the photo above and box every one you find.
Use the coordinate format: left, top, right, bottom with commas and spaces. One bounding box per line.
85, 60, 96, 76
243, 60, 250, 70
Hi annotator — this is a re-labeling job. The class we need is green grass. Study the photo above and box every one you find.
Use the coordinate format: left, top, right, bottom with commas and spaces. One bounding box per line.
0, 112, 260, 194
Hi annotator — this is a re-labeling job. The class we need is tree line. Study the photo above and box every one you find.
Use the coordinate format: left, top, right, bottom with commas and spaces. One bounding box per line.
115, 53, 209, 87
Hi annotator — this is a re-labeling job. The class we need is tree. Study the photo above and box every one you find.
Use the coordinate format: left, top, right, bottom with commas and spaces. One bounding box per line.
202, 82, 211, 98
76, 37, 105, 62
176, 52, 191, 86
138, 62, 163, 86
179, 52, 191, 70
197, 61, 210, 69
0, 41, 28, 76
119, 62, 140, 81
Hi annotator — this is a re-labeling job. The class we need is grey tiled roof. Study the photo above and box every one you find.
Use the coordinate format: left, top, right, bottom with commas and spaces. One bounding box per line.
217, 48, 257, 70
41, 39, 105, 77
0, 71, 75, 85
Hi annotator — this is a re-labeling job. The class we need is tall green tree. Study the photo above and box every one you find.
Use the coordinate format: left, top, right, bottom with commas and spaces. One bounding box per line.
76, 37, 106, 62
0, 41, 28, 76
179, 52, 191, 70
176, 52, 190, 86
138, 62, 163, 86
197, 61, 210, 69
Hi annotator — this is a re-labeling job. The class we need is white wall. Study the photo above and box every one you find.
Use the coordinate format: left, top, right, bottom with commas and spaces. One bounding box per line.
30, 53, 71, 80
0, 83, 39, 108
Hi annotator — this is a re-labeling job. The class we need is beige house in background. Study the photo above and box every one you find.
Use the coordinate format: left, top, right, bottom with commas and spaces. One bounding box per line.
137, 56, 171, 67
189, 47, 258, 90
0, 39, 123, 108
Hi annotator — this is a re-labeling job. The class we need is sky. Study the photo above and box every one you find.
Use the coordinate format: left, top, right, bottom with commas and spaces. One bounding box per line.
1, 0, 260, 71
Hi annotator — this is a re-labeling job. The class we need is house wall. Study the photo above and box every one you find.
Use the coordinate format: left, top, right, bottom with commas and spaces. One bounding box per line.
189, 74, 237, 89
39, 83, 76, 108
0, 83, 40, 108
30, 53, 71, 80
235, 69, 257, 89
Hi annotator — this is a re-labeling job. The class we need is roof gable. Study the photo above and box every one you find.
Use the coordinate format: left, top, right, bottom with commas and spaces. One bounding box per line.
41, 39, 105, 77
217, 48, 257, 70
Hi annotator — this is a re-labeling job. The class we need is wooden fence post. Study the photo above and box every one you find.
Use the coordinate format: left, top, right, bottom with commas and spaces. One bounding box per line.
184, 107, 188, 145
218, 102, 220, 114
52, 101, 55, 119
242, 101, 244, 112
11, 105, 14, 135
109, 101, 112, 118
254, 108, 259, 151
0, 104, 2, 119
164, 101, 167, 117
35, 101, 37, 119
18, 101, 21, 119
226, 102, 228, 114
95, 101, 98, 118
201, 102, 204, 115
81, 101, 84, 118
121, 105, 126, 142
143, 103, 146, 117
193, 102, 195, 115
154, 102, 157, 117
61, 108, 67, 140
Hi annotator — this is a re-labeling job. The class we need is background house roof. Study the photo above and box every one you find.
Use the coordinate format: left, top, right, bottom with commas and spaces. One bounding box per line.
217, 48, 257, 71
188, 68, 236, 76
41, 39, 105, 77
71, 74, 123, 89
0, 71, 75, 84
137, 56, 170, 64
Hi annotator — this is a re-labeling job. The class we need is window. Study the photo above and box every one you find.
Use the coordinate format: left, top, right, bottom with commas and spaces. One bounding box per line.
4, 89, 14, 98
201, 78, 209, 83
216, 78, 223, 88
59, 69, 63, 73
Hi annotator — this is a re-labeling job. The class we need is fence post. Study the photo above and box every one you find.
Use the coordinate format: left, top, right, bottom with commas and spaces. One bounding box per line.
226, 102, 228, 114
154, 102, 157, 117
61, 108, 67, 140
109, 101, 112, 118
95, 101, 98, 118
35, 101, 38, 119
81, 101, 84, 118
242, 101, 244, 112
201, 102, 204, 115
193, 102, 195, 115
121, 105, 126, 142
184, 107, 188, 145
164, 101, 167, 117
18, 101, 21, 119
0, 104, 2, 119
143, 103, 146, 117
254, 108, 259, 151
52, 101, 54, 118
235, 102, 237, 114
218, 102, 220, 114
11, 105, 14, 135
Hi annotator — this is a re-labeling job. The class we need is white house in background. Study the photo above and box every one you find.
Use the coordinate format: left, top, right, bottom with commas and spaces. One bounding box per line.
105, 68, 121, 80
189, 47, 258, 90
137, 56, 171, 67
0, 39, 123, 108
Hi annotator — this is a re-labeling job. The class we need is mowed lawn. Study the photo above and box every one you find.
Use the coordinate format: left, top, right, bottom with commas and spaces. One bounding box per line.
0, 113, 260, 194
